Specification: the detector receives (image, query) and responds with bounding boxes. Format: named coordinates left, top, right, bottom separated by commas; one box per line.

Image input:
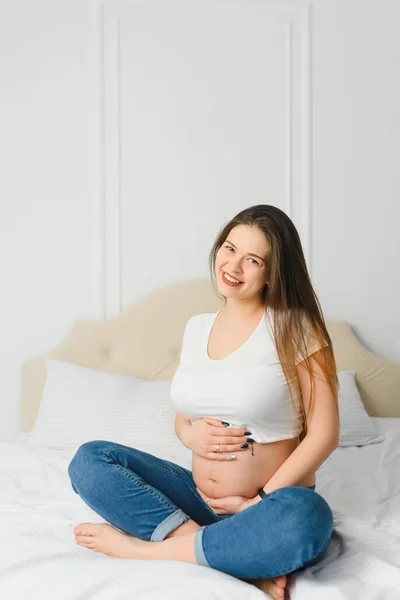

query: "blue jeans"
left=68, top=440, right=333, bottom=579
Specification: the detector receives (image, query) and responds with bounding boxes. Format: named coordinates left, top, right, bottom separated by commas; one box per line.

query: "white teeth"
left=224, top=272, right=242, bottom=284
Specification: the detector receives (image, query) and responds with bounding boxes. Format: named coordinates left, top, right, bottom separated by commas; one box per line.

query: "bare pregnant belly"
left=192, top=437, right=316, bottom=499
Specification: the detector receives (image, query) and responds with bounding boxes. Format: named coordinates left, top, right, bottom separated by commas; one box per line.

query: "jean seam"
left=104, top=446, right=182, bottom=478
left=105, top=450, right=180, bottom=512
left=171, top=465, right=222, bottom=520
left=104, top=446, right=219, bottom=521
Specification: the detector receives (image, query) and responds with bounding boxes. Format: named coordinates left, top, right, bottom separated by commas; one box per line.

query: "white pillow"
left=27, top=361, right=383, bottom=461
left=338, top=370, right=385, bottom=447
left=27, top=360, right=182, bottom=458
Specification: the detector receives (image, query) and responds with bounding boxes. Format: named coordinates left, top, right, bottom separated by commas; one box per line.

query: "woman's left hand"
left=196, top=487, right=258, bottom=515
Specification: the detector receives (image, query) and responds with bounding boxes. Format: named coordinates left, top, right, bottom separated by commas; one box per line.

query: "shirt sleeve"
left=294, top=313, right=329, bottom=365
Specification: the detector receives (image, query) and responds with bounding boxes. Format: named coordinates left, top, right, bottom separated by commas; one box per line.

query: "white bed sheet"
left=1, top=418, right=399, bottom=600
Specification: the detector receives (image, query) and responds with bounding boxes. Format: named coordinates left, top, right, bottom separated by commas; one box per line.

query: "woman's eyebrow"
left=225, top=240, right=265, bottom=263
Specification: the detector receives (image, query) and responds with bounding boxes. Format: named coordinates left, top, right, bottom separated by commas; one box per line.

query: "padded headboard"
left=21, top=278, right=400, bottom=432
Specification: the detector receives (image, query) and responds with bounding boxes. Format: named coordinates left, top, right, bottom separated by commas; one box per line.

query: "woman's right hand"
left=183, top=418, right=252, bottom=460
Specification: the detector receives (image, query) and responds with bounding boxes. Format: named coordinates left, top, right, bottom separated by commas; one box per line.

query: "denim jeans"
left=68, top=440, right=334, bottom=579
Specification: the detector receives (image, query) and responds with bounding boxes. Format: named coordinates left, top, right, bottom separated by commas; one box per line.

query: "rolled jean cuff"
left=150, top=508, right=190, bottom=541
left=194, top=526, right=210, bottom=567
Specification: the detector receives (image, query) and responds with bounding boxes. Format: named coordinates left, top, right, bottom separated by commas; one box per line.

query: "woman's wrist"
left=248, top=494, right=263, bottom=507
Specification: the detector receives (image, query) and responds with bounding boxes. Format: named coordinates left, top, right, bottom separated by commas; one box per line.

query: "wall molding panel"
left=100, top=0, right=314, bottom=317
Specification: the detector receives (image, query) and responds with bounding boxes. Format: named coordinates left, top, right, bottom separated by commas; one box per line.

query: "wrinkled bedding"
left=0, top=418, right=399, bottom=600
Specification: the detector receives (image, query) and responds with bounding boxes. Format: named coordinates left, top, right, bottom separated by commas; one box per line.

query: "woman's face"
left=214, top=225, right=270, bottom=302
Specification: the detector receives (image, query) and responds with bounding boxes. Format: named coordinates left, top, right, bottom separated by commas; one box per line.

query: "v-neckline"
left=205, top=309, right=267, bottom=362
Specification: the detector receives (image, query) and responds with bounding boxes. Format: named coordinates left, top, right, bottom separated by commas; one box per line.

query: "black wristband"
left=258, top=488, right=267, bottom=499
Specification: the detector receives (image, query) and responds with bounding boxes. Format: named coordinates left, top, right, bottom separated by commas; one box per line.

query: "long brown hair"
left=208, top=204, right=339, bottom=442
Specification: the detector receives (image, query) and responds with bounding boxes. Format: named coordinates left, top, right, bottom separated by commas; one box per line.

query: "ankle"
left=165, top=519, right=200, bottom=539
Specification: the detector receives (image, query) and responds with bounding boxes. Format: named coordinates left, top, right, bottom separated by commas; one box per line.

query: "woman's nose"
left=229, top=264, right=243, bottom=276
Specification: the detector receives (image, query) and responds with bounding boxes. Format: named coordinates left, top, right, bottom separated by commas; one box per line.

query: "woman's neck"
left=221, top=302, right=267, bottom=321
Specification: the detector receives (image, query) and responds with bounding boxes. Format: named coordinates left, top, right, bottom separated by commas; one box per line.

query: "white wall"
left=0, top=0, right=399, bottom=441
left=0, top=0, right=100, bottom=440
left=312, top=0, right=400, bottom=359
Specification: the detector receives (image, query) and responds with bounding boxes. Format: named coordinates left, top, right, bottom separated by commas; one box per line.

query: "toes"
left=75, top=535, right=94, bottom=544
left=275, top=575, right=287, bottom=588
left=76, top=540, right=94, bottom=547
left=74, top=522, right=95, bottom=536
left=77, top=541, right=95, bottom=550
left=76, top=537, right=95, bottom=546
left=271, top=587, right=284, bottom=600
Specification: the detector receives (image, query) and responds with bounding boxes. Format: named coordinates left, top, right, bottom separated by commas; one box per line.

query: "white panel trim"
left=282, top=3, right=313, bottom=275
left=100, top=0, right=314, bottom=309
left=299, top=3, right=313, bottom=276
left=285, top=21, right=293, bottom=219
left=282, top=3, right=313, bottom=273
left=102, top=2, right=122, bottom=318
left=94, top=0, right=106, bottom=320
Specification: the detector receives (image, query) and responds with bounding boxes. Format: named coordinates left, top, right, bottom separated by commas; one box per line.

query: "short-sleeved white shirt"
left=170, top=309, right=315, bottom=443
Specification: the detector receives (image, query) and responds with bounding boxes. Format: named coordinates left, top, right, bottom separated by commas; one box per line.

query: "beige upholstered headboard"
left=21, top=278, right=400, bottom=432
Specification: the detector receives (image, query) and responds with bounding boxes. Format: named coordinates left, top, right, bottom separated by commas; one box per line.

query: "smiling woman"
left=68, top=204, right=339, bottom=600
left=219, top=238, right=265, bottom=287
left=207, top=207, right=338, bottom=440
left=170, top=288, right=331, bottom=501
left=216, top=227, right=269, bottom=294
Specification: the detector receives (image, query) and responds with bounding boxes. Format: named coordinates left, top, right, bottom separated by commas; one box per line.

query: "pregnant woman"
left=68, top=204, right=339, bottom=600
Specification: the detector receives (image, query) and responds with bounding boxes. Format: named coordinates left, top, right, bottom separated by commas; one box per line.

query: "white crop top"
left=170, top=309, right=323, bottom=444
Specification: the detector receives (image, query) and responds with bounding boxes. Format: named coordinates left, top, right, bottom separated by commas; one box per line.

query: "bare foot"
left=251, top=575, right=287, bottom=600
left=74, top=522, right=146, bottom=558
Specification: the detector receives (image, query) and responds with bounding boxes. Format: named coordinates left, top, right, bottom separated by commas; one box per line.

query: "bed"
left=1, top=278, right=400, bottom=599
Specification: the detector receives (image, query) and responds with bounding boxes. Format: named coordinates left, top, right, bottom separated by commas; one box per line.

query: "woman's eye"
left=224, top=246, right=259, bottom=265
